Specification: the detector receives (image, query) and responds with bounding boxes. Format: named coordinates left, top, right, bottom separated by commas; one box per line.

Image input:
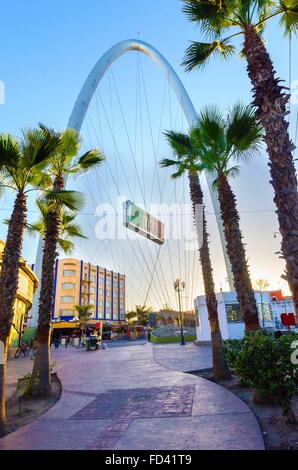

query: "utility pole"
left=174, top=279, right=186, bottom=346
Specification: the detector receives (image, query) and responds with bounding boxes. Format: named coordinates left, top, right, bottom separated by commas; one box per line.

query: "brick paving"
left=72, top=385, right=195, bottom=420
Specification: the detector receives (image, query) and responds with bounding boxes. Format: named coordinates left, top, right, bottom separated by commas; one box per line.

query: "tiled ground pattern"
left=71, top=385, right=195, bottom=450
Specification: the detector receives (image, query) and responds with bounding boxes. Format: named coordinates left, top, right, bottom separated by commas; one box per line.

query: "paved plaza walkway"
left=153, top=342, right=212, bottom=372
left=0, top=343, right=264, bottom=450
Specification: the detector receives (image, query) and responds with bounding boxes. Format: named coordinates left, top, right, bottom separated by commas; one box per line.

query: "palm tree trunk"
left=0, top=339, right=8, bottom=437
left=32, top=177, right=63, bottom=396
left=243, top=25, right=298, bottom=316
left=188, top=172, right=230, bottom=379
left=217, top=173, right=260, bottom=331
left=0, top=192, right=27, bottom=435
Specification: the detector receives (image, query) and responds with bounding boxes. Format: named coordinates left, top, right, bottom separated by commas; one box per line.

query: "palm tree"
left=31, top=126, right=105, bottom=396
left=193, top=103, right=263, bottom=331
left=126, top=311, right=138, bottom=324
left=74, top=305, right=94, bottom=336
left=182, top=0, right=298, bottom=316
left=0, top=130, right=60, bottom=435
left=26, top=208, right=87, bottom=256
left=136, top=305, right=151, bottom=326
left=160, top=131, right=230, bottom=379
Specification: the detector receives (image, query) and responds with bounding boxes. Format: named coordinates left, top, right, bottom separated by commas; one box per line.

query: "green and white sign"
left=123, top=201, right=164, bottom=245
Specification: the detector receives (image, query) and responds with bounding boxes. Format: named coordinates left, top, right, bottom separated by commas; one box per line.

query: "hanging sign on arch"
left=123, top=201, right=165, bottom=245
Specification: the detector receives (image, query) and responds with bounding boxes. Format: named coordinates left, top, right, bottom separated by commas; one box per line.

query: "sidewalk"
left=152, top=342, right=212, bottom=372
left=0, top=343, right=264, bottom=450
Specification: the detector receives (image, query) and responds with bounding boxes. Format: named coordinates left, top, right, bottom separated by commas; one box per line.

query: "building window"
left=226, top=304, right=242, bottom=323
left=106, top=301, right=111, bottom=308
left=60, top=309, right=74, bottom=316
left=90, top=299, right=95, bottom=306
left=62, top=283, right=75, bottom=290
left=61, top=296, right=75, bottom=304
left=106, top=291, right=111, bottom=297
left=106, top=279, right=111, bottom=287
left=99, top=300, right=103, bottom=307
left=106, top=312, right=111, bottom=319
left=90, top=287, right=95, bottom=294
left=98, top=289, right=103, bottom=296
left=257, top=303, right=272, bottom=322
left=99, top=278, right=104, bottom=285
left=63, top=270, right=76, bottom=277
left=90, top=275, right=96, bottom=282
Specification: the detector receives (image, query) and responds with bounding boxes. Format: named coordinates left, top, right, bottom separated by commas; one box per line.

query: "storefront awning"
left=52, top=322, right=80, bottom=329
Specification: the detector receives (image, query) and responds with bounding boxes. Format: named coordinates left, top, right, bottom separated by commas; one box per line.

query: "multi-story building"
left=0, top=240, right=38, bottom=350
left=194, top=290, right=296, bottom=343
left=49, top=258, right=126, bottom=323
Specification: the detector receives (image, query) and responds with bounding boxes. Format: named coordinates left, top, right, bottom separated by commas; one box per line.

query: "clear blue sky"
left=0, top=1, right=297, bottom=309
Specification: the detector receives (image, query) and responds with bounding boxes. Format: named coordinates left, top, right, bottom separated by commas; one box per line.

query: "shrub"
left=17, top=372, right=40, bottom=397
left=16, top=372, right=40, bottom=415
left=222, top=339, right=244, bottom=371
left=227, top=332, right=298, bottom=424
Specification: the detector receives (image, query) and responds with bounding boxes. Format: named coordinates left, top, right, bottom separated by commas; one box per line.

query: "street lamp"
left=174, top=279, right=186, bottom=346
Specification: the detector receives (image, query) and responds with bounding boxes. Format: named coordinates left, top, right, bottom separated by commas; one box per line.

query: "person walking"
left=54, top=332, right=60, bottom=349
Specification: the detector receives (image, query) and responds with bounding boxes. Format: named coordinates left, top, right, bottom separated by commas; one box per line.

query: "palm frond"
left=38, top=123, right=60, bottom=141
left=171, top=168, right=186, bottom=179
left=22, top=128, right=61, bottom=168
left=279, top=0, right=298, bottom=35
left=163, top=130, right=192, bottom=156
left=78, top=149, right=105, bottom=170
left=225, top=165, right=241, bottom=179
left=226, top=103, right=264, bottom=158
left=25, top=221, right=45, bottom=237
left=27, top=170, right=53, bottom=191
left=42, top=190, right=85, bottom=212
left=181, top=0, right=234, bottom=37
left=61, top=212, right=76, bottom=225
left=188, top=161, right=207, bottom=173
left=63, top=223, right=87, bottom=239
left=159, top=158, right=180, bottom=168
left=61, top=128, right=81, bottom=158
left=182, top=0, right=221, bottom=22
left=198, top=105, right=225, bottom=147
left=58, top=238, right=75, bottom=254
left=0, top=134, right=22, bottom=168
left=183, top=39, right=235, bottom=71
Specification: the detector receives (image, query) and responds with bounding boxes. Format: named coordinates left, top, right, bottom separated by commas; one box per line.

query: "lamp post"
left=174, top=279, right=186, bottom=346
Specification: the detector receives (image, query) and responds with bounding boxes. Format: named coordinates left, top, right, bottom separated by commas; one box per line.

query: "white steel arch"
left=31, top=39, right=233, bottom=326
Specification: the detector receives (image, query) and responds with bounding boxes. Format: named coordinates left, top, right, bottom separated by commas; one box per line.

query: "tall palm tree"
left=74, top=305, right=94, bottom=336
left=31, top=126, right=105, bottom=396
left=26, top=208, right=87, bottom=255
left=160, top=131, right=230, bottom=379
left=193, top=103, right=264, bottom=331
left=136, top=305, right=151, bottom=326
left=182, top=0, right=298, bottom=316
left=0, top=130, right=60, bottom=435
left=126, top=310, right=138, bottom=324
